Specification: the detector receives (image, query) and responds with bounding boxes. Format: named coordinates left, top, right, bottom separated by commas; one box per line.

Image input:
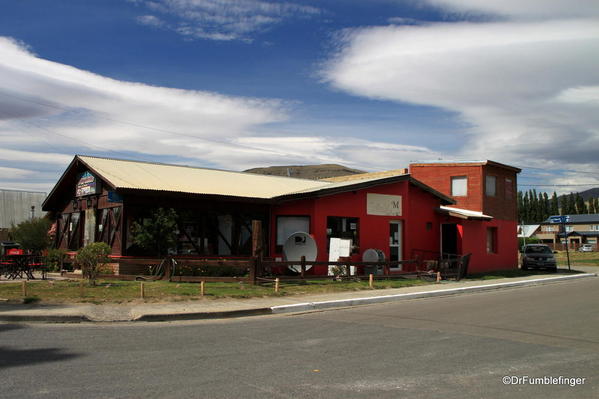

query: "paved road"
left=1, top=278, right=598, bottom=399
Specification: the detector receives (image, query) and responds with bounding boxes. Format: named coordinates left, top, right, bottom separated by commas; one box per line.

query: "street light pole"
left=564, top=219, right=571, bottom=271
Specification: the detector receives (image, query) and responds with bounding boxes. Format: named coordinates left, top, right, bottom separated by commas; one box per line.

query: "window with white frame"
left=451, top=176, right=467, bottom=196
left=565, top=225, right=573, bottom=232
left=542, top=225, right=558, bottom=232
left=591, top=225, right=599, bottom=231
left=485, top=175, right=497, bottom=196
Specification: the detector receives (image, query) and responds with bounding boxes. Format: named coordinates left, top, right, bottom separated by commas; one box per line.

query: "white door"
left=389, top=221, right=402, bottom=270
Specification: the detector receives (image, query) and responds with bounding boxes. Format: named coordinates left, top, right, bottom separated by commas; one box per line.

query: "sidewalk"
left=0, top=270, right=596, bottom=323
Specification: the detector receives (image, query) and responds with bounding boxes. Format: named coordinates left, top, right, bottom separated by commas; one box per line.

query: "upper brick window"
left=486, top=175, right=497, bottom=197
left=451, top=176, right=467, bottom=196
left=505, top=178, right=513, bottom=199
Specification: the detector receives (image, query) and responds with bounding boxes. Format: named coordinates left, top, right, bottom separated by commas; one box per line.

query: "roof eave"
left=436, top=207, right=493, bottom=221
left=118, top=188, right=274, bottom=204
left=42, top=155, right=118, bottom=211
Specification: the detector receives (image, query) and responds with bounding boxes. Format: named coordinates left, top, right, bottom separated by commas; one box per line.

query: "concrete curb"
left=1, top=273, right=595, bottom=323
left=270, top=273, right=598, bottom=314
left=0, top=314, right=91, bottom=323
left=135, top=307, right=272, bottom=322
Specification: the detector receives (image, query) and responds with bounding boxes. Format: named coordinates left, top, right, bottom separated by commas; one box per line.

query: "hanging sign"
left=76, top=171, right=99, bottom=197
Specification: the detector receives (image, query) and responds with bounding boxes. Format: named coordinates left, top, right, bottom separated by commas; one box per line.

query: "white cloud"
left=0, top=148, right=72, bottom=164
left=0, top=36, right=441, bottom=191
left=323, top=2, right=599, bottom=186
left=133, top=0, right=321, bottom=41
left=0, top=166, right=35, bottom=179
left=136, top=14, right=165, bottom=27
left=423, top=0, right=599, bottom=19
left=234, top=137, right=442, bottom=171
left=556, top=86, right=599, bottom=105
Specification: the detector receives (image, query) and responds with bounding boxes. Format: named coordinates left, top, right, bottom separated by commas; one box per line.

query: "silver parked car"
left=521, top=244, right=557, bottom=272
left=579, top=244, right=594, bottom=252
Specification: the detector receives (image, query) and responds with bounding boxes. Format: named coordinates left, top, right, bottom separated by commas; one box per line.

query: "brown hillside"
left=244, top=164, right=365, bottom=180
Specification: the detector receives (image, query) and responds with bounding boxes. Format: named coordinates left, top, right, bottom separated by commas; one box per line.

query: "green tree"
left=575, top=193, right=587, bottom=214
left=541, top=192, right=550, bottom=221
left=550, top=192, right=559, bottom=216
left=588, top=197, right=595, bottom=214
left=76, top=242, right=111, bottom=285
left=517, top=191, right=524, bottom=223
left=131, top=208, right=178, bottom=257
left=522, top=191, right=530, bottom=223
left=9, top=217, right=52, bottom=254
left=530, top=189, right=539, bottom=222
left=567, top=193, right=577, bottom=214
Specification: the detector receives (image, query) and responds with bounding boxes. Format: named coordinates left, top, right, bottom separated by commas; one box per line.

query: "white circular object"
left=283, top=231, right=317, bottom=273
left=362, top=248, right=385, bottom=262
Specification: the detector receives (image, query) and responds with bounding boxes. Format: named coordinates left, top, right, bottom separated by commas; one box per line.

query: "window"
left=486, top=175, right=497, bottom=196
left=451, top=176, right=467, bottom=196
left=486, top=227, right=497, bottom=253
left=327, top=216, right=359, bottom=254
left=542, top=225, right=558, bottom=232
left=505, top=178, right=513, bottom=199
left=565, top=225, right=573, bottom=232
left=276, top=216, right=310, bottom=250
left=591, top=225, right=599, bottom=231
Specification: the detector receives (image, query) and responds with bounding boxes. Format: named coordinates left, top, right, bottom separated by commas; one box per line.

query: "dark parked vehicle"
left=521, top=244, right=557, bottom=272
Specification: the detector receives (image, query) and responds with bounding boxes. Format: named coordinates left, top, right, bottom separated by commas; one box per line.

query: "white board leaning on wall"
left=328, top=237, right=353, bottom=276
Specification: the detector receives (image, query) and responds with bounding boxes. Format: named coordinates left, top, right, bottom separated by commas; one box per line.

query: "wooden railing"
left=110, top=256, right=431, bottom=284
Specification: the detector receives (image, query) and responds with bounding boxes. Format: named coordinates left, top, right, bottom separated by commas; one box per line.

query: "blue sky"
left=1, top=0, right=599, bottom=194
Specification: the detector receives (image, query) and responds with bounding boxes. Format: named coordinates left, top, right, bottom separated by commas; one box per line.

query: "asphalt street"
left=1, top=278, right=598, bottom=399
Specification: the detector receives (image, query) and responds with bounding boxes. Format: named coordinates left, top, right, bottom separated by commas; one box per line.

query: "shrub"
left=9, top=217, right=52, bottom=254
left=518, top=237, right=541, bottom=248
left=76, top=242, right=111, bottom=285
left=46, top=248, right=67, bottom=272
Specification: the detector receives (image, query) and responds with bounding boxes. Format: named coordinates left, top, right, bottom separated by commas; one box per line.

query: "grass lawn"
left=554, top=250, right=599, bottom=266
left=0, top=278, right=431, bottom=304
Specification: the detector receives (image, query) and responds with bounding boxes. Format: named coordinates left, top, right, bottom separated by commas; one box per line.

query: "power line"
left=520, top=165, right=598, bottom=176
left=518, top=183, right=599, bottom=187
left=21, top=120, right=135, bottom=159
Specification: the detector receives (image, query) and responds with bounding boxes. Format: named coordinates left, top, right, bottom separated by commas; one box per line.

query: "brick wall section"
left=410, top=162, right=518, bottom=222
left=410, top=164, right=483, bottom=211
left=482, top=165, right=518, bottom=221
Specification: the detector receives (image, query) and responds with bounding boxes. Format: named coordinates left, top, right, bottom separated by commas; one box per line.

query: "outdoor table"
left=1, top=255, right=36, bottom=280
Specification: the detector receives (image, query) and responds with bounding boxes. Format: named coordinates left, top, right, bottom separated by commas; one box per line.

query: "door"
left=389, top=221, right=402, bottom=270
left=441, top=223, right=458, bottom=255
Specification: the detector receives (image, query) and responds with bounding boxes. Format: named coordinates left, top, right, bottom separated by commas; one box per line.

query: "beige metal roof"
left=322, top=169, right=408, bottom=182
left=78, top=156, right=331, bottom=199
left=284, top=173, right=408, bottom=196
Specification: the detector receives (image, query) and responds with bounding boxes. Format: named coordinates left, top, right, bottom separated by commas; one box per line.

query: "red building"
left=43, top=156, right=520, bottom=275
left=410, top=160, right=521, bottom=273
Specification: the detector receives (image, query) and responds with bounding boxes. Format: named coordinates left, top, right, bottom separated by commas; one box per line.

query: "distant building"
left=537, top=214, right=599, bottom=248
left=0, top=189, right=47, bottom=240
